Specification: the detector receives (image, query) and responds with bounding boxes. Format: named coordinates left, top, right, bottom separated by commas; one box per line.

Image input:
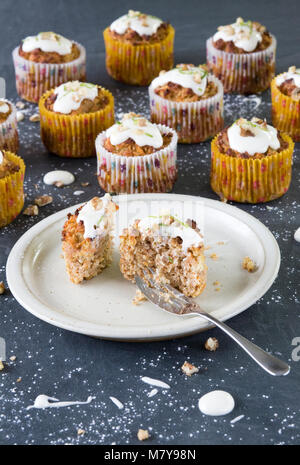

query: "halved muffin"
left=0, top=150, right=25, bottom=227
left=119, top=213, right=207, bottom=298
left=0, top=99, right=19, bottom=153
left=62, top=195, right=118, bottom=284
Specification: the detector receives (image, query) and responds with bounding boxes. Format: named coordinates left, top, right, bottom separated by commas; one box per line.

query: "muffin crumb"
left=242, top=256, right=257, bottom=272
left=16, top=101, right=25, bottom=109
left=29, top=113, right=40, bottom=122
left=181, top=361, right=199, bottom=376
left=0, top=282, right=5, bottom=295
left=205, top=337, right=219, bottom=351
left=132, top=289, right=147, bottom=305
left=54, top=181, right=65, bottom=188
left=23, top=205, right=39, bottom=216
left=81, top=182, right=90, bottom=187
left=9, top=355, right=16, bottom=362
left=34, top=195, right=53, bottom=207
left=0, top=361, right=4, bottom=371
left=77, top=428, right=85, bottom=436
left=16, top=377, right=22, bottom=383
left=137, top=429, right=149, bottom=441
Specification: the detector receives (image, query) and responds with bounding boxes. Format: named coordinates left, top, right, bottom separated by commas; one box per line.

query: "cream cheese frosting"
left=213, top=17, right=262, bottom=52
left=0, top=101, right=10, bottom=114
left=228, top=118, right=280, bottom=155
left=77, top=194, right=113, bottom=239
left=0, top=151, right=3, bottom=165
left=110, top=10, right=163, bottom=36
left=22, top=32, right=73, bottom=55
left=151, top=65, right=208, bottom=96
left=106, top=113, right=163, bottom=148
left=137, top=214, right=203, bottom=252
left=276, top=66, right=300, bottom=89
left=52, top=81, right=98, bottom=114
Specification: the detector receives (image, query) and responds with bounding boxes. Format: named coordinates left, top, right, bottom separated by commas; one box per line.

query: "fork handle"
left=196, top=311, right=290, bottom=376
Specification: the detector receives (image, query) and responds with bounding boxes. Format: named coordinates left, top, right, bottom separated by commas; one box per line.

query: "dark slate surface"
left=0, top=0, right=299, bottom=445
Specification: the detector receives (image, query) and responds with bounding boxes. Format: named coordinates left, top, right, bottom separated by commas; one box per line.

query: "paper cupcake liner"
left=0, top=151, right=25, bottom=227
left=149, top=75, right=224, bottom=143
left=96, top=124, right=178, bottom=194
left=12, top=43, right=86, bottom=103
left=206, top=35, right=276, bottom=94
left=271, top=77, right=300, bottom=142
left=39, top=87, right=114, bottom=158
left=210, top=133, right=294, bottom=203
left=103, top=26, right=175, bottom=86
left=0, top=100, right=19, bottom=153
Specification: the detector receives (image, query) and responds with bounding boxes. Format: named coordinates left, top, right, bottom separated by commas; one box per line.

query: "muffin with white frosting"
left=0, top=99, right=19, bottom=153
left=119, top=213, right=207, bottom=298
left=206, top=18, right=276, bottom=94
left=0, top=150, right=25, bottom=228
left=96, top=112, right=177, bottom=194
left=149, top=64, right=224, bottom=143
left=103, top=10, right=174, bottom=85
left=271, top=66, right=300, bottom=142
left=39, top=81, right=114, bottom=158
left=62, top=195, right=118, bottom=284
left=211, top=117, right=294, bottom=203
left=12, top=32, right=86, bottom=102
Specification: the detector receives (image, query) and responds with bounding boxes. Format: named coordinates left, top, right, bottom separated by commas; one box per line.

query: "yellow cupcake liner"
left=0, top=151, right=25, bottom=227
left=0, top=100, right=19, bottom=153
left=103, top=26, right=175, bottom=86
left=39, top=87, right=114, bottom=158
left=96, top=124, right=178, bottom=194
left=210, top=133, right=294, bottom=203
left=12, top=43, right=86, bottom=103
left=206, top=36, right=276, bottom=94
left=149, top=75, right=224, bottom=143
left=271, top=77, right=300, bottom=142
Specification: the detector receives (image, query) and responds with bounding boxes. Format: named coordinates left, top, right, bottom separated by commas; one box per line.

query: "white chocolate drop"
left=141, top=376, right=170, bottom=389
left=294, top=227, right=300, bottom=243
left=43, top=170, right=75, bottom=186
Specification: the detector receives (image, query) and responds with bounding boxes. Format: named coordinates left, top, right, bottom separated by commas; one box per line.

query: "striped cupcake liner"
left=96, top=123, right=178, bottom=194
left=0, top=151, right=25, bottom=227
left=271, top=76, right=300, bottom=142
left=210, top=132, right=294, bottom=203
left=149, top=75, right=224, bottom=143
left=0, top=100, right=19, bottom=153
left=103, top=26, right=175, bottom=86
left=206, top=35, right=276, bottom=94
left=12, top=42, right=86, bottom=103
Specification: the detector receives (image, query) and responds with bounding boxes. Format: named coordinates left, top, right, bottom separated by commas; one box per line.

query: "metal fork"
left=135, top=268, right=290, bottom=376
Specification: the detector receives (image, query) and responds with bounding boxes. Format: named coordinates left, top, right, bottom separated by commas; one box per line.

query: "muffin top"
left=212, top=17, right=272, bottom=53
left=130, top=213, right=203, bottom=252
left=103, top=112, right=172, bottom=157
left=45, top=81, right=108, bottom=115
left=151, top=64, right=218, bottom=102
left=19, top=31, right=80, bottom=64
left=0, top=150, right=20, bottom=179
left=276, top=66, right=300, bottom=100
left=216, top=118, right=288, bottom=159
left=0, top=100, right=12, bottom=124
left=109, top=10, right=169, bottom=44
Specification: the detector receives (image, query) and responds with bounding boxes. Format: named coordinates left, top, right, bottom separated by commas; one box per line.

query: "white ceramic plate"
left=6, top=194, right=280, bottom=341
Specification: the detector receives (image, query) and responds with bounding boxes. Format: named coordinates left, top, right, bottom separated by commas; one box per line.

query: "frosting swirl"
left=213, top=18, right=262, bottom=52
left=106, top=113, right=163, bottom=148
left=0, top=101, right=10, bottom=114
left=151, top=64, right=208, bottom=96
left=52, top=81, right=98, bottom=114
left=22, top=32, right=73, bottom=55
left=228, top=118, right=280, bottom=155
left=110, top=10, right=162, bottom=36
left=276, top=66, right=300, bottom=89
left=77, top=194, right=113, bottom=239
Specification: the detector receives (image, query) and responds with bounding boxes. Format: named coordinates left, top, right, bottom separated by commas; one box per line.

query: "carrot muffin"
left=39, top=81, right=114, bottom=158
left=12, top=32, right=86, bottom=102
left=62, top=195, right=118, bottom=284
left=119, top=213, right=207, bottom=298
left=0, top=99, right=19, bottom=153
left=0, top=150, right=25, bottom=227
left=271, top=66, right=300, bottom=142
left=206, top=17, right=276, bottom=94
left=149, top=64, right=224, bottom=143
left=211, top=117, right=294, bottom=203
left=96, top=112, right=177, bottom=194
left=103, top=10, right=174, bottom=86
